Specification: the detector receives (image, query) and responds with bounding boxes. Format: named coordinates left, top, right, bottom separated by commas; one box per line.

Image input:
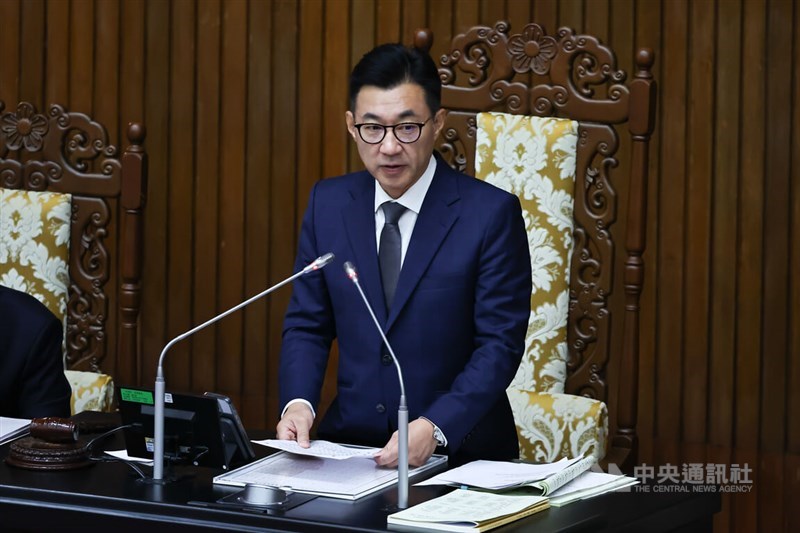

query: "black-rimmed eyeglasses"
left=353, top=118, right=431, bottom=144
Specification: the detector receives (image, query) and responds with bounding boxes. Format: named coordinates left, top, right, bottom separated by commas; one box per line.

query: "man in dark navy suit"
left=0, top=285, right=71, bottom=418
left=277, top=43, right=531, bottom=467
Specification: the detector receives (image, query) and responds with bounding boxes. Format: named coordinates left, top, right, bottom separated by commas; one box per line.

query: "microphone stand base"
left=381, top=502, right=409, bottom=512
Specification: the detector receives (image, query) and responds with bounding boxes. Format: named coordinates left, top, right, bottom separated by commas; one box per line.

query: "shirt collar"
left=374, top=155, right=437, bottom=215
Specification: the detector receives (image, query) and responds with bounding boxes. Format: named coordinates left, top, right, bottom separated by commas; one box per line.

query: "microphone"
left=343, top=261, right=409, bottom=509
left=152, top=252, right=335, bottom=482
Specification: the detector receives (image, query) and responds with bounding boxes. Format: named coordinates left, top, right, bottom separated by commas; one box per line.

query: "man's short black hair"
left=349, top=43, right=441, bottom=115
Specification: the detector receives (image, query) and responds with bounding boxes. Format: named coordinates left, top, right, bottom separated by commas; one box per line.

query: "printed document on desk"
left=253, top=438, right=380, bottom=460
left=417, top=455, right=591, bottom=492
left=214, top=448, right=447, bottom=500
left=387, top=488, right=549, bottom=532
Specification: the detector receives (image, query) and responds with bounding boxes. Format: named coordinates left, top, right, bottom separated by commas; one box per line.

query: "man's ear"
left=432, top=108, right=447, bottom=138
left=345, top=111, right=357, bottom=140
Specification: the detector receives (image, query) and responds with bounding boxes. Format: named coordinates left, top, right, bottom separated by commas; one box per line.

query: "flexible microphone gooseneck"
left=152, top=252, right=335, bottom=482
left=343, top=261, right=409, bottom=509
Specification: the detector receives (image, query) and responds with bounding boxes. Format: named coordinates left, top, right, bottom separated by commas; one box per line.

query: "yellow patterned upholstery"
left=475, top=112, right=608, bottom=462
left=64, top=370, right=115, bottom=414
left=1, top=188, right=115, bottom=414
left=0, top=187, right=71, bottom=325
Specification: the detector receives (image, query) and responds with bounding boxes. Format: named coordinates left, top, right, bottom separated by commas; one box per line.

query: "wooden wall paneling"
left=505, top=0, right=531, bottom=30
left=682, top=0, right=714, bottom=463
left=164, top=0, right=196, bottom=388
left=69, top=0, right=94, bottom=114
left=557, top=0, right=583, bottom=31
left=94, top=0, right=120, bottom=140
left=141, top=0, right=171, bottom=387
left=120, top=0, right=145, bottom=139
left=454, top=0, right=479, bottom=34
left=19, top=0, right=44, bottom=108
left=0, top=0, right=20, bottom=105
left=709, top=0, right=743, bottom=530
left=758, top=0, right=793, bottom=530
left=585, top=0, right=610, bottom=43
left=634, top=0, right=662, bottom=470
left=735, top=0, right=767, bottom=530
left=402, top=0, right=426, bottom=44
left=242, top=0, right=273, bottom=429
left=321, top=4, right=349, bottom=179
left=789, top=3, right=800, bottom=530
left=654, top=0, right=688, bottom=468
left=531, top=0, right=557, bottom=34
left=426, top=0, right=454, bottom=81
left=267, top=0, right=300, bottom=427
left=217, top=0, right=248, bottom=408
left=192, top=0, right=222, bottom=394
left=349, top=0, right=376, bottom=173
left=480, top=0, right=505, bottom=26
left=45, top=0, right=69, bottom=106
left=376, top=0, right=401, bottom=43
left=299, top=0, right=326, bottom=227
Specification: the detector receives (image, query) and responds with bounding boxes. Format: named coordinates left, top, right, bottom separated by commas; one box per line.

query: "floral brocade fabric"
left=0, top=188, right=71, bottom=326
left=475, top=113, right=607, bottom=462
left=65, top=370, right=115, bottom=414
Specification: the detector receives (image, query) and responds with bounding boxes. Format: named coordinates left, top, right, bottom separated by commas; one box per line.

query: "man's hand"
left=276, top=403, right=314, bottom=448
left=374, top=418, right=438, bottom=467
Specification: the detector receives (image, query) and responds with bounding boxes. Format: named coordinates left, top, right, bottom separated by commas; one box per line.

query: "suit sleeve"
left=278, top=182, right=336, bottom=415
left=423, top=193, right=531, bottom=452
left=18, top=316, right=72, bottom=418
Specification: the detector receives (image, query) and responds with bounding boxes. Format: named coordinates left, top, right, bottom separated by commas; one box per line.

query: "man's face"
left=346, top=83, right=446, bottom=199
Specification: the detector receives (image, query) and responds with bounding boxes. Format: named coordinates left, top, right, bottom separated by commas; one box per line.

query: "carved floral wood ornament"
left=415, top=21, right=656, bottom=466
left=0, top=101, right=147, bottom=376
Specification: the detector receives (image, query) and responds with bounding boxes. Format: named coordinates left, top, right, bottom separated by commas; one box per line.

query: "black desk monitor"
left=117, top=386, right=255, bottom=470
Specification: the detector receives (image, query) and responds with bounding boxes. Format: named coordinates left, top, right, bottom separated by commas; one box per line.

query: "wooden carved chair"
left=0, top=101, right=147, bottom=413
left=416, top=22, right=656, bottom=469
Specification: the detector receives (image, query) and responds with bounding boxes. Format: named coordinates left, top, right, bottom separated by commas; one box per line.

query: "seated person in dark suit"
left=0, top=285, right=72, bottom=418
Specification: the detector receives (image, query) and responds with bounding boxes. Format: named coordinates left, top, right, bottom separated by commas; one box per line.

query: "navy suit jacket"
left=279, top=159, right=531, bottom=464
left=0, top=285, right=72, bottom=418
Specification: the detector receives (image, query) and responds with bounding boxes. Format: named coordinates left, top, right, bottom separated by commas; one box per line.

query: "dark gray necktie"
left=379, top=201, right=406, bottom=311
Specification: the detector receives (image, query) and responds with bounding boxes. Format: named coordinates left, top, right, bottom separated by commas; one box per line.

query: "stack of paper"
left=548, top=471, right=639, bottom=506
left=417, top=455, right=595, bottom=495
left=387, top=488, right=548, bottom=532
left=416, top=455, right=638, bottom=506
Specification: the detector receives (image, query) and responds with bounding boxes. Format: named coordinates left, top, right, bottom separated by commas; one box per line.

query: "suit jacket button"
left=376, top=403, right=386, bottom=413
left=381, top=353, right=392, bottom=365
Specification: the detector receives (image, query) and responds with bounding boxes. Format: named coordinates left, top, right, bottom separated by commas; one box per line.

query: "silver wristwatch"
left=431, top=425, right=446, bottom=447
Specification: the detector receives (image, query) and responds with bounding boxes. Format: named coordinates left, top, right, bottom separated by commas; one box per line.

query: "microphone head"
left=315, top=252, right=335, bottom=268
left=304, top=252, right=335, bottom=273
left=343, top=261, right=358, bottom=282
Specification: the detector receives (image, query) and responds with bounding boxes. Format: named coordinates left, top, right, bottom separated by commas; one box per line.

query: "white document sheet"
left=0, top=417, right=30, bottom=446
left=415, top=456, right=583, bottom=490
left=253, top=439, right=380, bottom=460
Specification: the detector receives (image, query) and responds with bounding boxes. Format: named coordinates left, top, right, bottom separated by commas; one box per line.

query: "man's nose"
left=379, top=129, right=403, bottom=154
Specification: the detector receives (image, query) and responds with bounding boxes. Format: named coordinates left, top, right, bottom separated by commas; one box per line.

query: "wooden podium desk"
left=1, top=436, right=720, bottom=532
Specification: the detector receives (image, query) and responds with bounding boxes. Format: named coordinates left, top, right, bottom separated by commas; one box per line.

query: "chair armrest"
left=65, top=370, right=115, bottom=415
left=508, top=390, right=608, bottom=463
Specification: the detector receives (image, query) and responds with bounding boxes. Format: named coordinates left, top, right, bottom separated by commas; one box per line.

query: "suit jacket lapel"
left=387, top=165, right=461, bottom=330
left=341, top=172, right=388, bottom=323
